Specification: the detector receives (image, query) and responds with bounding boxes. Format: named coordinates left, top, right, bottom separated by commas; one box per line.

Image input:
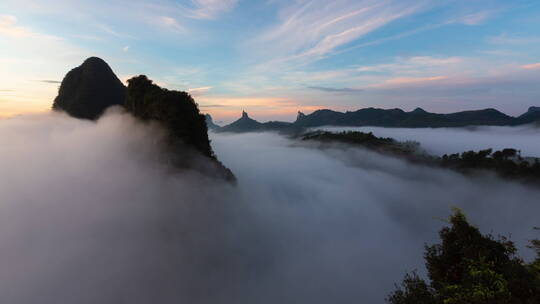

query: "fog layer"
left=318, top=125, right=540, bottom=156
left=0, top=110, right=539, bottom=304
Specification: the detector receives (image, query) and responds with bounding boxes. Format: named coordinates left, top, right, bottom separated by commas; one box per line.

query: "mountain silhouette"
left=52, top=57, right=235, bottom=181
left=218, top=106, right=540, bottom=133
left=205, top=114, right=221, bottom=131
left=219, top=111, right=262, bottom=132
left=52, top=57, right=125, bottom=119
left=218, top=111, right=302, bottom=133
left=515, top=106, right=540, bottom=125
left=293, top=107, right=515, bottom=128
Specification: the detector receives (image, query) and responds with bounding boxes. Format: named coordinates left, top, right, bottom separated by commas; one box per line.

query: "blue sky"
left=1, top=0, right=540, bottom=122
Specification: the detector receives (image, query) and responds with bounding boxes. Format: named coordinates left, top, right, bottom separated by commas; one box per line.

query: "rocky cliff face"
left=52, top=57, right=125, bottom=119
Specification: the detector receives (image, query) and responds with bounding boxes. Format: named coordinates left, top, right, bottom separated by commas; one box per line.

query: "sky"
left=1, top=0, right=540, bottom=122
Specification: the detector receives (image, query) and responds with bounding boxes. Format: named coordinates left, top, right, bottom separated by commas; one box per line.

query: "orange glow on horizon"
left=196, top=96, right=325, bottom=122
left=0, top=96, right=51, bottom=118
left=0, top=93, right=325, bottom=123
left=203, top=106, right=323, bottom=123
left=0, top=106, right=49, bottom=118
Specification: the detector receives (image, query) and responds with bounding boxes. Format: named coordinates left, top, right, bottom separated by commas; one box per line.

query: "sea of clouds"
left=0, top=109, right=539, bottom=304
left=317, top=125, right=540, bottom=157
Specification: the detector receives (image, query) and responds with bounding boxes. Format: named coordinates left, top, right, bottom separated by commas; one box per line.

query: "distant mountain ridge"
left=210, top=106, right=540, bottom=133
left=215, top=111, right=302, bottom=133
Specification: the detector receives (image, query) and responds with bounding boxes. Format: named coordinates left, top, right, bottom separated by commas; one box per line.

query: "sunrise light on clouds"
left=1, top=0, right=540, bottom=120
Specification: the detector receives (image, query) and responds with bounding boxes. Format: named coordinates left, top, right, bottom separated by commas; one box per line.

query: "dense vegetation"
left=387, top=209, right=540, bottom=304
left=302, top=131, right=540, bottom=184
left=441, top=149, right=540, bottom=182
left=125, top=75, right=235, bottom=181
left=53, top=57, right=234, bottom=181
left=52, top=57, right=125, bottom=119
left=125, top=75, right=213, bottom=158
left=301, top=131, right=420, bottom=157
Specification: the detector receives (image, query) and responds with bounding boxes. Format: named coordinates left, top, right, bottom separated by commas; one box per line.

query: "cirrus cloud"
left=521, top=62, right=540, bottom=70
left=251, top=0, right=429, bottom=64
left=182, top=0, right=239, bottom=20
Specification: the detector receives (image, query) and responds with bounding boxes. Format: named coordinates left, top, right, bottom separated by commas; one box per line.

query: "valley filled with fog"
left=317, top=125, right=540, bottom=157
left=0, top=110, right=539, bottom=304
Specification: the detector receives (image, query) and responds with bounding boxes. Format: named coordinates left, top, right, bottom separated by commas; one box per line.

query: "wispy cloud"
left=152, top=16, right=186, bottom=32
left=39, top=80, right=62, bottom=84
left=307, top=86, right=363, bottom=94
left=353, top=65, right=540, bottom=110
left=181, top=0, right=238, bottom=20
left=373, top=76, right=448, bottom=88
left=188, top=86, right=213, bottom=96
left=448, top=10, right=498, bottom=26
left=521, top=62, right=540, bottom=70
left=198, top=96, right=293, bottom=108
left=488, top=33, right=540, bottom=45
left=357, top=56, right=463, bottom=73
left=96, top=23, right=134, bottom=39
left=478, top=49, right=521, bottom=57
left=251, top=0, right=427, bottom=64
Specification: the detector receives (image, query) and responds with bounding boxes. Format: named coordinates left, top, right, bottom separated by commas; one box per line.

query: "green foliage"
left=441, top=149, right=540, bottom=182
left=52, top=58, right=235, bottom=181
left=529, top=228, right=540, bottom=277
left=439, top=258, right=512, bottom=304
left=125, top=75, right=235, bottom=181
left=302, top=130, right=388, bottom=144
left=386, top=272, right=437, bottom=304
left=387, top=209, right=540, bottom=304
left=125, top=75, right=213, bottom=158
left=301, top=131, right=420, bottom=156
left=302, top=130, right=540, bottom=184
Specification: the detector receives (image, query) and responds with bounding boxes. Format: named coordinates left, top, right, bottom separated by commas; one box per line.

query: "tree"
left=387, top=209, right=540, bottom=304
left=124, top=75, right=235, bottom=181
left=125, top=75, right=213, bottom=158
left=386, top=272, right=437, bottom=304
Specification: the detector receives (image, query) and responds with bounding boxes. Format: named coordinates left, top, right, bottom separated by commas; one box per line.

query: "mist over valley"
left=3, top=1, right=540, bottom=301
left=0, top=107, right=539, bottom=303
